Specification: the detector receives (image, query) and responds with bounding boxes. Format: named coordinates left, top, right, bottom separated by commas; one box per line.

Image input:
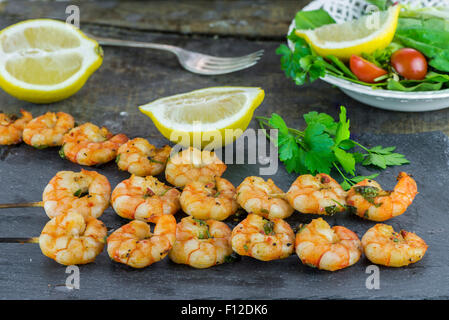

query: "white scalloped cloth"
left=287, top=0, right=449, bottom=112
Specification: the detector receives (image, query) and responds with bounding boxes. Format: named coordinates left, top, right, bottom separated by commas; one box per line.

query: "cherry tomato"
left=349, top=55, right=388, bottom=83
left=391, top=48, right=428, bottom=80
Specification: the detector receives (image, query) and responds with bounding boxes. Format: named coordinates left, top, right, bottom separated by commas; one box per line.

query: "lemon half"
left=295, top=5, right=401, bottom=60
left=139, top=87, right=265, bottom=148
left=0, top=19, right=103, bottom=103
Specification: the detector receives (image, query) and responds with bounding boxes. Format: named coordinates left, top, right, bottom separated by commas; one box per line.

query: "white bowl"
left=287, top=0, right=449, bottom=112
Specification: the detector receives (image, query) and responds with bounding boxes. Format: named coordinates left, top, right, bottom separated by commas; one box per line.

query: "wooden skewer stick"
left=0, top=201, right=43, bottom=209
left=0, top=237, right=39, bottom=243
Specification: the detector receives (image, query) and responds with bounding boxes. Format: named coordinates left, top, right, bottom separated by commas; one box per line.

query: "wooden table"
left=1, top=0, right=449, bottom=301
left=1, top=0, right=449, bottom=136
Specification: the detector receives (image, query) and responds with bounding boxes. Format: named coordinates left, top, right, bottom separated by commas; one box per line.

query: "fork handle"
left=94, top=36, right=180, bottom=55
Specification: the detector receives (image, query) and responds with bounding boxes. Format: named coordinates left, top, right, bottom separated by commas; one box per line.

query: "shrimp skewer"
left=107, top=215, right=177, bottom=268
left=23, top=111, right=74, bottom=148
left=42, top=169, right=111, bottom=219
left=286, top=174, right=347, bottom=215
left=60, top=122, right=128, bottom=166
left=116, top=137, right=171, bottom=176
left=231, top=214, right=295, bottom=261
left=236, top=176, right=293, bottom=219
left=295, top=218, right=362, bottom=271
left=39, top=211, right=107, bottom=265
left=111, top=175, right=181, bottom=223
left=362, top=224, right=428, bottom=267
left=346, top=172, right=417, bottom=221
left=168, top=216, right=233, bottom=269
left=0, top=109, right=32, bottom=145
left=165, top=147, right=226, bottom=187
left=180, top=177, right=238, bottom=221
left=0, top=169, right=111, bottom=219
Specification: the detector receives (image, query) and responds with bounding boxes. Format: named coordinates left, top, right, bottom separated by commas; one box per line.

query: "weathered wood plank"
left=0, top=2, right=448, bottom=300
left=0, top=0, right=308, bottom=39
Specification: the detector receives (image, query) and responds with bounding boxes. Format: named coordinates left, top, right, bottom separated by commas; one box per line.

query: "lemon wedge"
left=0, top=19, right=103, bottom=103
left=139, top=87, right=265, bottom=148
left=295, top=5, right=401, bottom=60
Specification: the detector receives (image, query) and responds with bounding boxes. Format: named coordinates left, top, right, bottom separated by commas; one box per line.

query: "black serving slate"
left=0, top=131, right=448, bottom=300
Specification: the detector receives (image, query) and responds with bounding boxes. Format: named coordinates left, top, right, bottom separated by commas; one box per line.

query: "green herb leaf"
left=350, top=174, right=379, bottom=183
left=363, top=153, right=387, bottom=169
left=367, top=145, right=397, bottom=155
left=303, top=111, right=338, bottom=135
left=149, top=158, right=165, bottom=165
left=338, top=139, right=356, bottom=150
left=59, top=147, right=66, bottom=159
left=354, top=186, right=380, bottom=204
left=73, top=189, right=88, bottom=198
left=387, top=79, right=443, bottom=92
left=34, top=144, right=49, bottom=150
left=335, top=106, right=350, bottom=146
left=258, top=108, right=409, bottom=190
left=224, top=253, right=239, bottom=263
left=295, top=9, right=335, bottom=30
left=263, top=221, right=275, bottom=235
left=303, top=123, right=335, bottom=174
left=325, top=205, right=338, bottom=216
left=363, top=145, right=410, bottom=169
left=334, top=148, right=355, bottom=175
left=326, top=55, right=358, bottom=80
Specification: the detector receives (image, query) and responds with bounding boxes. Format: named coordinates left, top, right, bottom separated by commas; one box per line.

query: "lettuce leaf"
left=295, top=9, right=335, bottom=30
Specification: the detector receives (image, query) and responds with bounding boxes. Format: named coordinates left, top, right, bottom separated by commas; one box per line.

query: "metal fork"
left=91, top=35, right=264, bottom=75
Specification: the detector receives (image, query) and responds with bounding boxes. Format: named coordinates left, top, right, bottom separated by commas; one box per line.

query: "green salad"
left=278, top=1, right=449, bottom=92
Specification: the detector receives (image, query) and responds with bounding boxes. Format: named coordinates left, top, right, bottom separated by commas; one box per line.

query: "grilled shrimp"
left=42, top=169, right=111, bottom=219
left=0, top=109, right=32, bottom=145
left=165, top=147, right=226, bottom=187
left=231, top=214, right=295, bottom=261
left=111, top=175, right=180, bottom=223
left=116, top=138, right=171, bottom=176
left=362, top=224, right=428, bottom=267
left=180, top=177, right=238, bottom=221
left=23, top=112, right=74, bottom=148
left=168, top=216, right=233, bottom=269
left=60, top=123, right=128, bottom=166
left=286, top=174, right=347, bottom=215
left=39, top=211, right=107, bottom=265
left=236, top=176, right=293, bottom=219
left=107, top=215, right=177, bottom=268
left=295, top=218, right=362, bottom=271
left=346, top=172, right=417, bottom=221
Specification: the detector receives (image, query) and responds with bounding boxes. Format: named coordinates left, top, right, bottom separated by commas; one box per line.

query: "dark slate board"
left=0, top=131, right=449, bottom=300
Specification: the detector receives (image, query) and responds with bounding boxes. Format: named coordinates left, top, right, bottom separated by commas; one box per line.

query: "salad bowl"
left=288, top=0, right=449, bottom=112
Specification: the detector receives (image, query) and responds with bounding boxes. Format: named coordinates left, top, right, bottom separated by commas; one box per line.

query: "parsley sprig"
left=257, top=107, right=410, bottom=190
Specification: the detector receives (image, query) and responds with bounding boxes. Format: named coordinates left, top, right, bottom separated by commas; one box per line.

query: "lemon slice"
left=139, top=87, right=265, bottom=148
left=295, top=5, right=401, bottom=60
left=0, top=19, right=103, bottom=103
